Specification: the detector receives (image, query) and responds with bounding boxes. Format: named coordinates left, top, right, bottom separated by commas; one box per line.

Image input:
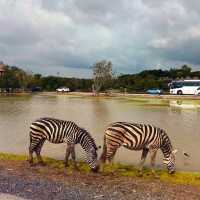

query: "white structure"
left=0, top=62, right=5, bottom=77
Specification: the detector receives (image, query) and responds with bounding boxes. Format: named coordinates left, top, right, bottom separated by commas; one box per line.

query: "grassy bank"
left=56, top=92, right=200, bottom=108
left=59, top=91, right=200, bottom=100
left=0, top=152, right=200, bottom=187
left=2, top=91, right=200, bottom=101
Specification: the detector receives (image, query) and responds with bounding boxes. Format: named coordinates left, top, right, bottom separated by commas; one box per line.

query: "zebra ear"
left=172, top=149, right=178, bottom=154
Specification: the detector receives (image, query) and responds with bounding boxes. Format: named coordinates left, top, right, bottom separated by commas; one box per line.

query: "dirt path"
left=0, top=160, right=200, bottom=200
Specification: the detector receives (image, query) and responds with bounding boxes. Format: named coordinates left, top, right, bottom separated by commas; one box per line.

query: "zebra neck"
left=161, top=146, right=172, bottom=159
left=160, top=133, right=172, bottom=158
left=80, top=142, right=93, bottom=153
left=78, top=131, right=95, bottom=152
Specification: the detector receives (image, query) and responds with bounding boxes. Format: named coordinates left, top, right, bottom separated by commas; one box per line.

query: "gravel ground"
left=0, top=160, right=200, bottom=200
left=0, top=171, right=89, bottom=200
left=0, top=193, right=27, bottom=200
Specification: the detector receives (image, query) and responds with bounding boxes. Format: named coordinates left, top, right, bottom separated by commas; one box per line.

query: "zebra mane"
left=80, top=127, right=97, bottom=150
left=160, top=129, right=173, bottom=156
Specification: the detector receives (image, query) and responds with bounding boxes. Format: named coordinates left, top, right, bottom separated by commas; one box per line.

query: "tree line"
left=0, top=65, right=92, bottom=92
left=0, top=61, right=200, bottom=93
left=113, top=65, right=200, bottom=93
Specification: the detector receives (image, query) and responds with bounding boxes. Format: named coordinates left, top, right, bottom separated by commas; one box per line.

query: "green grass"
left=0, top=152, right=27, bottom=161
left=102, top=163, right=200, bottom=187
left=0, top=152, right=91, bottom=173
left=0, top=152, right=200, bottom=187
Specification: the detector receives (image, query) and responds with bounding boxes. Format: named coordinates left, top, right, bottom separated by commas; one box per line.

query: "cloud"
left=0, top=0, right=200, bottom=77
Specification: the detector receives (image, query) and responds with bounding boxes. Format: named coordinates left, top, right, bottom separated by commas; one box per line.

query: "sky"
left=0, top=0, right=200, bottom=78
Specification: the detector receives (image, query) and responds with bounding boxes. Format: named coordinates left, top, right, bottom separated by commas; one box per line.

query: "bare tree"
left=92, top=60, right=113, bottom=94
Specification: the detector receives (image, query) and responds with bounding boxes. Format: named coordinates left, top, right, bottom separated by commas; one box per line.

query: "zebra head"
left=86, top=146, right=100, bottom=172
left=79, top=128, right=101, bottom=172
left=163, top=149, right=177, bottom=174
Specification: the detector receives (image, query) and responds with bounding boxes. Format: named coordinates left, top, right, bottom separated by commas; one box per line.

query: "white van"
left=56, top=87, right=70, bottom=92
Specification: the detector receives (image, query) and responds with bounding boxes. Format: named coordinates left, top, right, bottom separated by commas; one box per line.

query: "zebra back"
left=106, top=122, right=173, bottom=155
left=30, top=117, right=79, bottom=143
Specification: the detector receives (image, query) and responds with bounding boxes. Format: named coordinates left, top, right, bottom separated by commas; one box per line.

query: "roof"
left=172, top=79, right=200, bottom=82
left=0, top=63, right=5, bottom=72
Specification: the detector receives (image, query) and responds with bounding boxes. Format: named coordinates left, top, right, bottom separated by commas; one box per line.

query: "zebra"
left=100, top=122, right=177, bottom=174
left=29, top=117, right=100, bottom=172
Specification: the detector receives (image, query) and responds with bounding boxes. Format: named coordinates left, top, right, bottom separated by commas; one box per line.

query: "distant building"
left=0, top=62, right=5, bottom=77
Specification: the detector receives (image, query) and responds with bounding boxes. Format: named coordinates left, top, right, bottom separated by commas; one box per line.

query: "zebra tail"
left=100, top=135, right=107, bottom=163
left=29, top=132, right=35, bottom=151
left=29, top=132, right=33, bottom=144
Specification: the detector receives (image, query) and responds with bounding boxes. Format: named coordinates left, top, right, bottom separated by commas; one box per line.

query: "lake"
left=0, top=93, right=200, bottom=171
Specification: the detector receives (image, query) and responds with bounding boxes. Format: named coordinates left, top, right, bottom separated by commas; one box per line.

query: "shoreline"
left=44, top=91, right=200, bottom=100
left=1, top=91, right=200, bottom=101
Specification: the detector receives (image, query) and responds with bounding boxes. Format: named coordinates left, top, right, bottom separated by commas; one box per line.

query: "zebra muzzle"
left=91, top=166, right=99, bottom=173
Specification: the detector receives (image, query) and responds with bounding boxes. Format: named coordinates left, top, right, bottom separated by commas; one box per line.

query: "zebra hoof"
left=64, top=163, right=69, bottom=168
left=29, top=162, right=36, bottom=167
left=91, top=166, right=99, bottom=173
left=151, top=171, right=159, bottom=179
left=38, top=162, right=46, bottom=166
left=73, top=166, right=79, bottom=171
left=137, top=171, right=143, bottom=177
left=154, top=174, right=160, bottom=179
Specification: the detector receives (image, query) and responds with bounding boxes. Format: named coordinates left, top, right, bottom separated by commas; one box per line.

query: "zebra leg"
left=100, top=135, right=107, bottom=163
left=107, top=150, right=116, bottom=165
left=29, top=137, right=45, bottom=166
left=138, top=148, right=149, bottom=174
left=29, top=137, right=40, bottom=166
left=35, top=139, right=46, bottom=166
left=103, top=146, right=118, bottom=173
left=70, top=145, right=78, bottom=170
left=64, top=144, right=71, bottom=167
left=106, top=146, right=118, bottom=167
left=149, top=149, right=158, bottom=177
left=100, top=146, right=118, bottom=172
left=29, top=146, right=34, bottom=166
left=29, top=135, right=35, bottom=166
left=99, top=136, right=107, bottom=172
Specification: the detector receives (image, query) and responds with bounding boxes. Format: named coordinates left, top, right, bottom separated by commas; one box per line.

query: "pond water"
left=0, top=93, right=200, bottom=172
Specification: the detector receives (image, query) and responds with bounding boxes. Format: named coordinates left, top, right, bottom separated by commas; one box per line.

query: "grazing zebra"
left=100, top=122, right=177, bottom=174
left=29, top=117, right=99, bottom=172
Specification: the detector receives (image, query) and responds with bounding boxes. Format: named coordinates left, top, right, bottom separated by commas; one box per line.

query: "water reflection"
left=0, top=94, right=200, bottom=171
left=169, top=100, right=200, bottom=110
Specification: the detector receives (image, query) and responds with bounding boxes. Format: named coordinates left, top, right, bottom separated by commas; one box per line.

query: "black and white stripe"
left=29, top=117, right=99, bottom=171
left=100, top=122, right=176, bottom=173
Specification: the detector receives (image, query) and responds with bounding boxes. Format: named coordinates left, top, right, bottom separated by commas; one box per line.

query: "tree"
left=181, top=65, right=191, bottom=78
left=92, top=60, right=113, bottom=94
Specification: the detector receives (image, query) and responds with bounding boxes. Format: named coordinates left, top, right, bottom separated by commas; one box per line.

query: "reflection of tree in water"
left=169, top=100, right=184, bottom=113
left=90, top=98, right=112, bottom=141
left=177, top=100, right=183, bottom=105
left=170, top=107, right=182, bottom=114
left=90, top=98, right=111, bottom=124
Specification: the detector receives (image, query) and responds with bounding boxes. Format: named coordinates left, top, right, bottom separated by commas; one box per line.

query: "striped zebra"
left=100, top=122, right=177, bottom=174
left=29, top=117, right=99, bottom=172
